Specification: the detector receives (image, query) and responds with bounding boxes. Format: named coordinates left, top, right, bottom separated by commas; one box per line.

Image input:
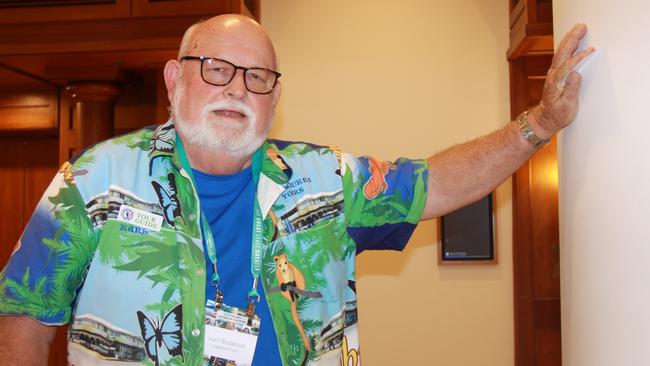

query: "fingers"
left=551, top=47, right=595, bottom=90
left=563, top=47, right=595, bottom=72
left=551, top=23, right=588, bottom=69
left=535, top=24, right=590, bottom=135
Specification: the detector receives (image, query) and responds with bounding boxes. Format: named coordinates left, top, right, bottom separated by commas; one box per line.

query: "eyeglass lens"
left=202, top=58, right=277, bottom=94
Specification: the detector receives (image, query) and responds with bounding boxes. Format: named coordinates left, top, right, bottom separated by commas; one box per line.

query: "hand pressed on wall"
left=530, top=23, right=595, bottom=139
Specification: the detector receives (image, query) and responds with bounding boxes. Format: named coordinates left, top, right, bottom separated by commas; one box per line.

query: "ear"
left=163, top=59, right=182, bottom=104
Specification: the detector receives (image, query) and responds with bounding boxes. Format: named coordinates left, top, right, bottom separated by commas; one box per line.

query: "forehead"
left=189, top=24, right=276, bottom=69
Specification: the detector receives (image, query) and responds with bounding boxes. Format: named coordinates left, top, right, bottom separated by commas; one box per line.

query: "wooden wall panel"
left=0, top=136, right=59, bottom=265
left=512, top=54, right=561, bottom=366
left=508, top=0, right=553, bottom=59
left=22, top=138, right=60, bottom=222
left=49, top=327, right=68, bottom=366
left=531, top=138, right=560, bottom=299
left=0, top=165, right=24, bottom=267
left=0, top=90, right=58, bottom=132
left=537, top=0, right=553, bottom=23
left=115, top=67, right=159, bottom=134
left=0, top=135, right=63, bottom=365
left=131, top=0, right=235, bottom=17
left=0, top=0, right=130, bottom=25
left=535, top=328, right=561, bottom=366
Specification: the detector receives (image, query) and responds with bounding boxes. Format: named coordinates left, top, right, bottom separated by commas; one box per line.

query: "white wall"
left=555, top=2, right=650, bottom=365
left=262, top=1, right=513, bottom=365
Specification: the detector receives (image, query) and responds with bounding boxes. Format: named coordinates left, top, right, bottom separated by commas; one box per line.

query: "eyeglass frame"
left=179, top=56, right=282, bottom=95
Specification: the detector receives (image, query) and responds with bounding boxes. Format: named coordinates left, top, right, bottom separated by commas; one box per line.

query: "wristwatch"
left=515, top=110, right=549, bottom=149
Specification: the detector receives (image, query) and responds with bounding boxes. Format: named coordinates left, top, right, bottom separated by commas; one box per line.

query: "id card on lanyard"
left=176, top=137, right=265, bottom=366
left=204, top=304, right=261, bottom=365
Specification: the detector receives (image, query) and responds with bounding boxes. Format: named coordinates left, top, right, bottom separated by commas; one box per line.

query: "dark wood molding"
left=131, top=0, right=242, bottom=19
left=0, top=16, right=199, bottom=56
left=0, top=89, right=58, bottom=132
left=0, top=0, right=130, bottom=25
left=60, top=82, right=120, bottom=162
left=508, top=0, right=554, bottom=59
left=511, top=54, right=561, bottom=366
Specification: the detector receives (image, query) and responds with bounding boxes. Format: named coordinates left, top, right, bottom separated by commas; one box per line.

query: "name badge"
left=117, top=204, right=163, bottom=232
left=204, top=304, right=260, bottom=366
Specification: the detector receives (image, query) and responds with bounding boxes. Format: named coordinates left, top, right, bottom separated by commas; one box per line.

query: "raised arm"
left=421, top=23, right=594, bottom=220
left=0, top=316, right=57, bottom=365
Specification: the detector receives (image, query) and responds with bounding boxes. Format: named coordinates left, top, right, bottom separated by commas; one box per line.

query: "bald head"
left=178, top=14, right=277, bottom=69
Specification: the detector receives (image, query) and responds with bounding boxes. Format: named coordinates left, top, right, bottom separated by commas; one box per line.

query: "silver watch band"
left=515, top=110, right=549, bottom=149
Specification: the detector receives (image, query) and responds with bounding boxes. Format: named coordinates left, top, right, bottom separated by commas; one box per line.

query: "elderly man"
left=0, top=14, right=591, bottom=366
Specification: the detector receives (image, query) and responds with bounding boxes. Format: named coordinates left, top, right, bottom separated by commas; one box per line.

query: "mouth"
left=212, top=109, right=247, bottom=119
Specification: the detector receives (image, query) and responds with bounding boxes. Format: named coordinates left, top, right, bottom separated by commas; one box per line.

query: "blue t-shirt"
left=193, top=167, right=282, bottom=366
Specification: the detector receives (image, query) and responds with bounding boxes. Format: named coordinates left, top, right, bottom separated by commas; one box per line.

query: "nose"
left=223, top=69, right=247, bottom=100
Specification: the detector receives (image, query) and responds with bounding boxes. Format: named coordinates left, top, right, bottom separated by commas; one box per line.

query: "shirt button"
left=196, top=269, right=204, bottom=276
left=192, top=328, right=200, bottom=337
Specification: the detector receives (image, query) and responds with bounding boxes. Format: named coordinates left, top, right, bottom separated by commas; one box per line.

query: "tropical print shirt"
left=0, top=121, right=428, bottom=366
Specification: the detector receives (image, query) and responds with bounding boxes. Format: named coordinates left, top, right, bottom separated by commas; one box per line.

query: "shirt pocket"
left=264, top=218, right=349, bottom=300
left=267, top=218, right=364, bottom=364
left=78, top=219, right=182, bottom=316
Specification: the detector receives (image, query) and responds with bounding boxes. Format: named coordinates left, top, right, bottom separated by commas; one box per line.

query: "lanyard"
left=176, top=136, right=265, bottom=308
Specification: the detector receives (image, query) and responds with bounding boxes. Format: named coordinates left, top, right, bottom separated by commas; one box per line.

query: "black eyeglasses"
left=180, top=56, right=281, bottom=95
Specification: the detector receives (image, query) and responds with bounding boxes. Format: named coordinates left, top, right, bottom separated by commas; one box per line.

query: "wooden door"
left=0, top=135, right=67, bottom=366
left=511, top=55, right=562, bottom=366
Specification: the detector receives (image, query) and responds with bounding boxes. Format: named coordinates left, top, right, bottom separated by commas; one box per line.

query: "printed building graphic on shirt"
left=313, top=300, right=358, bottom=354
left=85, top=186, right=162, bottom=228
left=277, top=190, right=344, bottom=236
left=69, top=313, right=146, bottom=361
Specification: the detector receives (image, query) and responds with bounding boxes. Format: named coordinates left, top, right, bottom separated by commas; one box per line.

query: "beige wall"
left=262, top=1, right=513, bottom=365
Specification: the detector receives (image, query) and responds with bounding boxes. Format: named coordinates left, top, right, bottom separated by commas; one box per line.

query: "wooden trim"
left=0, top=89, right=58, bottom=132
left=58, top=90, right=75, bottom=165
left=244, top=0, right=260, bottom=21
left=155, top=67, right=169, bottom=124
left=508, top=0, right=554, bottom=59
left=510, top=54, right=561, bottom=366
left=0, top=62, right=61, bottom=88
left=0, top=3, right=260, bottom=57
left=242, top=1, right=254, bottom=20
left=526, top=0, right=538, bottom=25
left=0, top=16, right=202, bottom=56
left=509, top=0, right=526, bottom=28
left=510, top=56, right=533, bottom=366
left=508, top=27, right=554, bottom=59
left=131, top=0, right=235, bottom=18
left=0, top=0, right=130, bottom=25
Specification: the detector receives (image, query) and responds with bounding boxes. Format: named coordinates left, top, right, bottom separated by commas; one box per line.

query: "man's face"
left=168, top=22, right=280, bottom=158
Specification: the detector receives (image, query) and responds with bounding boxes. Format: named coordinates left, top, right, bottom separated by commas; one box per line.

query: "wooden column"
left=508, top=1, right=559, bottom=365
left=60, top=82, right=120, bottom=163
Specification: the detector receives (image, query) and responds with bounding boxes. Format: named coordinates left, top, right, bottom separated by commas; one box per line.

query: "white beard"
left=172, top=89, right=269, bottom=158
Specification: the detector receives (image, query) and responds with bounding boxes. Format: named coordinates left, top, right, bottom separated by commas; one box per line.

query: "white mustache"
left=202, top=100, right=255, bottom=121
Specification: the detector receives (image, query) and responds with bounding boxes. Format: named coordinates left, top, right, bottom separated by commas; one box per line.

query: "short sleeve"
left=0, top=163, right=97, bottom=325
left=340, top=153, right=428, bottom=253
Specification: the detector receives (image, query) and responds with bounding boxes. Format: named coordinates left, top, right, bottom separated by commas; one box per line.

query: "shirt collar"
left=148, top=121, right=290, bottom=218
left=148, top=121, right=288, bottom=180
